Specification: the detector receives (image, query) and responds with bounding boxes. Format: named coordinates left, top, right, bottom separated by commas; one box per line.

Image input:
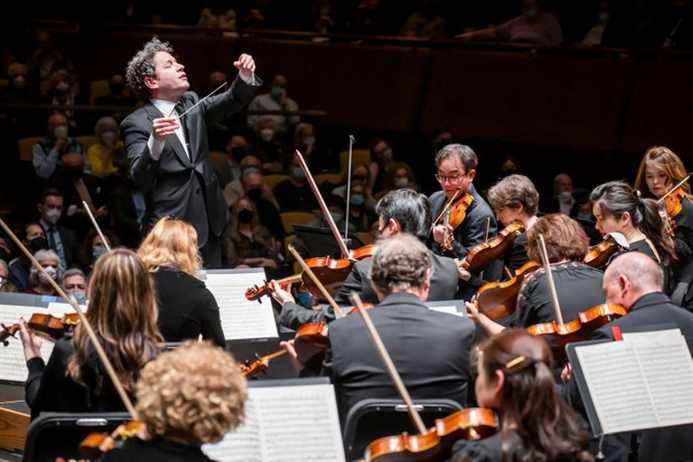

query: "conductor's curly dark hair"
left=125, top=37, right=174, bottom=100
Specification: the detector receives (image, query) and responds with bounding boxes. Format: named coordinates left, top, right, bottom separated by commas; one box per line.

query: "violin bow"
left=656, top=174, right=691, bottom=204
left=166, top=81, right=228, bottom=119
left=350, top=292, right=428, bottom=435
left=295, top=149, right=350, bottom=259
left=0, top=217, right=138, bottom=418
left=343, top=134, right=356, bottom=245
left=287, top=244, right=345, bottom=319
left=82, top=201, right=111, bottom=252
left=537, top=234, right=564, bottom=326
left=430, top=189, right=461, bottom=231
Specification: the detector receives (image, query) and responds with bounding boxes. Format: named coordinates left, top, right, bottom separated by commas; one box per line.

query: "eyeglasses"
left=435, top=173, right=464, bottom=183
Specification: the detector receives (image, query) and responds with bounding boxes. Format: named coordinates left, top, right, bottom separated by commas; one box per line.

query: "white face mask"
left=394, top=177, right=409, bottom=188
left=38, top=266, right=58, bottom=285
left=45, top=207, right=62, bottom=224
left=54, top=125, right=68, bottom=139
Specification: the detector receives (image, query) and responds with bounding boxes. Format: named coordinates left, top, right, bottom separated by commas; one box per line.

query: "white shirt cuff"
left=239, top=71, right=259, bottom=86
left=147, top=134, right=164, bottom=161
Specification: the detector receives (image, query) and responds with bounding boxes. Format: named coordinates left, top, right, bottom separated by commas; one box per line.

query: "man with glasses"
left=430, top=144, right=500, bottom=298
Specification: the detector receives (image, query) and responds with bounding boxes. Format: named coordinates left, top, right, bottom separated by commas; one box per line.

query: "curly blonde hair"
left=136, top=341, right=247, bottom=444
left=138, top=217, right=202, bottom=277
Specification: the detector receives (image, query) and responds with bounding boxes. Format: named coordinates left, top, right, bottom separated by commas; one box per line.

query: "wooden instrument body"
left=463, top=222, right=524, bottom=273
left=476, top=261, right=539, bottom=320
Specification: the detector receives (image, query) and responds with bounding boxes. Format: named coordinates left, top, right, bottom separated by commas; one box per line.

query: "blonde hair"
left=138, top=217, right=202, bottom=276
left=68, top=248, right=162, bottom=394
left=136, top=341, right=247, bottom=444
left=635, top=146, right=691, bottom=197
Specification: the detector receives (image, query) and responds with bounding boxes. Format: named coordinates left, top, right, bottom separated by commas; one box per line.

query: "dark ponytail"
left=638, top=197, right=677, bottom=264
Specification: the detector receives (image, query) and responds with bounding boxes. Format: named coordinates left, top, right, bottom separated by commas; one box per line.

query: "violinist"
left=98, top=341, right=247, bottom=462
left=273, top=189, right=463, bottom=330
left=20, top=248, right=163, bottom=419
left=450, top=329, right=593, bottom=462
left=486, top=174, right=540, bottom=272
left=635, top=146, right=693, bottom=309
left=430, top=144, right=498, bottom=260
left=572, top=252, right=693, bottom=462
left=138, top=217, right=226, bottom=347
left=283, top=234, right=475, bottom=419
left=590, top=181, right=676, bottom=291
left=468, top=214, right=604, bottom=336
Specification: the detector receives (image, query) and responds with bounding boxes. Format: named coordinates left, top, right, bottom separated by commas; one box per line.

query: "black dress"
left=672, top=197, right=693, bottom=309
left=513, top=261, right=605, bottom=328
left=450, top=432, right=502, bottom=462
left=99, top=437, right=216, bottom=462
left=151, top=268, right=226, bottom=347
left=26, top=336, right=129, bottom=420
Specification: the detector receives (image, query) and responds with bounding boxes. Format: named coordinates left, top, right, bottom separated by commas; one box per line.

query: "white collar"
left=151, top=98, right=178, bottom=117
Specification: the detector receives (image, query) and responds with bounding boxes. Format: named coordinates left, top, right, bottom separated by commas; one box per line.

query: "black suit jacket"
left=334, top=250, right=461, bottom=305
left=41, top=221, right=78, bottom=269
left=100, top=437, right=214, bottom=462
left=327, top=292, right=475, bottom=419
left=122, top=78, right=257, bottom=246
left=592, top=292, right=693, bottom=462
left=152, top=268, right=225, bottom=347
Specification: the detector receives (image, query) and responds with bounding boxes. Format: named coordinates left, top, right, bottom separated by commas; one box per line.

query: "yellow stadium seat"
left=339, top=149, right=371, bottom=175
left=18, top=137, right=42, bottom=162
left=76, top=136, right=99, bottom=152
left=90, top=80, right=110, bottom=105
left=264, top=174, right=290, bottom=192
left=280, top=211, right=316, bottom=235
left=315, top=173, right=344, bottom=185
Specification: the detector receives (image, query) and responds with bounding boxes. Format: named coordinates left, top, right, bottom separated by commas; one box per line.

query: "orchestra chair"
left=342, top=398, right=464, bottom=462
left=24, top=412, right=130, bottom=462
left=339, top=149, right=371, bottom=176
left=89, top=80, right=110, bottom=105
left=17, top=137, right=42, bottom=162
left=280, top=211, right=316, bottom=235
left=264, top=174, right=290, bottom=193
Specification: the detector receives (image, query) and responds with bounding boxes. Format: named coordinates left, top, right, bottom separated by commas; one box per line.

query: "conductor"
left=122, top=37, right=259, bottom=267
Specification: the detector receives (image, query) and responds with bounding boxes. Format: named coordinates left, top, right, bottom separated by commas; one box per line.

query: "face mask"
left=56, top=81, right=70, bottom=93
left=378, top=148, right=393, bottom=161
left=238, top=209, right=254, bottom=223
left=44, top=207, right=62, bottom=224
left=39, top=266, right=58, bottom=284
left=291, top=166, right=306, bottom=180
left=92, top=245, right=107, bottom=261
left=303, top=136, right=315, bottom=146
left=13, top=75, right=27, bottom=89
left=394, top=177, right=409, bottom=188
left=28, top=236, right=48, bottom=252
left=246, top=188, right=262, bottom=201
left=54, top=125, right=68, bottom=139
left=101, top=130, right=117, bottom=146
left=260, top=128, right=274, bottom=142
left=270, top=86, right=284, bottom=101
left=71, top=290, right=87, bottom=304
left=350, top=194, right=365, bottom=207
left=295, top=291, right=313, bottom=308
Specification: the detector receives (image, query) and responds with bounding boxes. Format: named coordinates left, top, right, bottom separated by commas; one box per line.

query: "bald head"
left=603, top=252, right=663, bottom=308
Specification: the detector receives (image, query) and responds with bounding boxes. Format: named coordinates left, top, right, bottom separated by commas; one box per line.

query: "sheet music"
left=0, top=303, right=56, bottom=383
left=575, top=330, right=693, bottom=434
left=204, top=272, right=278, bottom=340
left=428, top=305, right=463, bottom=317
left=203, top=383, right=345, bottom=462
left=624, top=330, right=693, bottom=427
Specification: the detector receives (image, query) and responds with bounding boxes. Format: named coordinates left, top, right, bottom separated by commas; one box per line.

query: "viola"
left=460, top=222, right=525, bottom=273
left=475, top=260, right=540, bottom=320
left=240, top=349, right=288, bottom=378
left=80, top=420, right=146, bottom=458
left=0, top=312, right=80, bottom=346
left=527, top=303, right=628, bottom=359
left=583, top=232, right=628, bottom=269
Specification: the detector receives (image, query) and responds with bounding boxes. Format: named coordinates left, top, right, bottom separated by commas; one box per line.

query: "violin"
left=460, top=222, right=525, bottom=273
left=245, top=274, right=303, bottom=302
left=0, top=312, right=80, bottom=346
left=302, top=244, right=376, bottom=295
left=527, top=303, right=628, bottom=359
left=364, top=408, right=499, bottom=462
left=655, top=175, right=691, bottom=238
left=583, top=232, right=628, bottom=269
left=80, top=420, right=146, bottom=458
left=663, top=187, right=687, bottom=218
left=240, top=349, right=289, bottom=378
left=442, top=193, right=474, bottom=251
left=475, top=260, right=540, bottom=321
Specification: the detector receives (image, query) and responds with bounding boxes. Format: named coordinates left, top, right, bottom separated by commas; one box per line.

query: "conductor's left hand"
left=234, top=54, right=256, bottom=80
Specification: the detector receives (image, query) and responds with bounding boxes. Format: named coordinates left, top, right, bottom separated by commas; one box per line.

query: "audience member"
left=273, top=156, right=319, bottom=211
left=37, top=188, right=79, bottom=269
left=32, top=112, right=84, bottom=181
left=86, top=116, right=123, bottom=178
left=62, top=267, right=87, bottom=303
left=247, top=74, right=300, bottom=135
left=8, top=222, right=47, bottom=291
left=25, top=249, right=62, bottom=296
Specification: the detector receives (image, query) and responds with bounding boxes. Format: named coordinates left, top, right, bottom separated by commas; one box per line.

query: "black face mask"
left=238, top=209, right=254, bottom=223
left=28, top=236, right=48, bottom=252
left=246, top=188, right=262, bottom=202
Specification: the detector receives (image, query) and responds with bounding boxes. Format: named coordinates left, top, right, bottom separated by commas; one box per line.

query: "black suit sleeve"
left=202, top=77, right=260, bottom=125
left=121, top=115, right=159, bottom=193
left=25, top=357, right=46, bottom=410
left=25, top=341, right=70, bottom=417
left=198, top=288, right=226, bottom=347
left=334, top=265, right=364, bottom=305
